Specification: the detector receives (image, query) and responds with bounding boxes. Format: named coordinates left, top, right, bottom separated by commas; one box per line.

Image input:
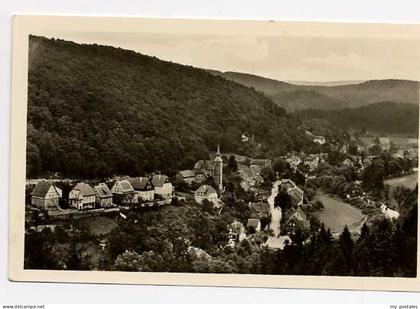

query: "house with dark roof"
left=176, top=170, right=196, bottom=185
left=93, top=183, right=113, bottom=208
left=126, top=177, right=154, bottom=202
left=249, top=187, right=270, bottom=200
left=194, top=184, right=218, bottom=205
left=111, top=179, right=136, bottom=205
left=246, top=218, right=261, bottom=233
left=69, top=182, right=96, bottom=210
left=283, top=207, right=310, bottom=235
left=280, top=179, right=304, bottom=206
left=288, top=186, right=304, bottom=206
left=193, top=159, right=216, bottom=177
left=194, top=171, right=206, bottom=184
left=249, top=202, right=271, bottom=221
left=151, top=174, right=173, bottom=199
left=280, top=178, right=297, bottom=190
left=30, top=181, right=62, bottom=209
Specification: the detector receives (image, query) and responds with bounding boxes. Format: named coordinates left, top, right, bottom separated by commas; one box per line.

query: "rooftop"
left=94, top=183, right=113, bottom=198
left=72, top=182, right=96, bottom=196
left=31, top=181, right=60, bottom=197
left=195, top=184, right=217, bottom=196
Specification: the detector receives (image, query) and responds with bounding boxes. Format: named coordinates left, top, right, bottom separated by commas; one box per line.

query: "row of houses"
left=283, top=153, right=328, bottom=172
left=30, top=174, right=174, bottom=211
left=242, top=179, right=308, bottom=238
left=227, top=179, right=310, bottom=250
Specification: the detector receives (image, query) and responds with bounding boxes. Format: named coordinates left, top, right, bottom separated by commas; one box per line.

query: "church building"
left=214, top=145, right=223, bottom=191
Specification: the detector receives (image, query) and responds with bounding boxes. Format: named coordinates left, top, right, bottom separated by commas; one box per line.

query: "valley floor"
left=313, top=195, right=367, bottom=236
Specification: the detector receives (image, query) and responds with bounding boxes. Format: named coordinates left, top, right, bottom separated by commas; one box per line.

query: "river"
left=267, top=180, right=282, bottom=237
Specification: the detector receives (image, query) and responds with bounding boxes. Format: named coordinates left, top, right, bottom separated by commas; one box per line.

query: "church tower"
left=213, top=145, right=223, bottom=191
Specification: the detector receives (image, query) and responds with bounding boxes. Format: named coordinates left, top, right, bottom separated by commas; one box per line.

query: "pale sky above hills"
left=37, top=30, right=420, bottom=82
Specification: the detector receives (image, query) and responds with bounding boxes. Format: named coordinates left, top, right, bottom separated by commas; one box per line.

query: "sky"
left=37, top=30, right=420, bottom=82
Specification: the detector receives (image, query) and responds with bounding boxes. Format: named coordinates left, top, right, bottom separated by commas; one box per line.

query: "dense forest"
left=212, top=71, right=419, bottom=111
left=296, top=102, right=419, bottom=135
left=270, top=89, right=346, bottom=111
left=27, top=35, right=311, bottom=178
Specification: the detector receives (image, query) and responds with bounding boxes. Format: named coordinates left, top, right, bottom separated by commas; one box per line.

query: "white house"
left=194, top=184, right=218, bottom=205
left=69, top=182, right=96, bottom=210
left=30, top=181, right=62, bottom=209
left=151, top=174, right=173, bottom=199
left=93, top=183, right=113, bottom=208
left=228, top=221, right=246, bottom=243
left=126, top=177, right=155, bottom=202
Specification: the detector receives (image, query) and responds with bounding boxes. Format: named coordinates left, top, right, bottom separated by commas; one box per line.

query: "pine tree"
left=339, top=225, right=354, bottom=273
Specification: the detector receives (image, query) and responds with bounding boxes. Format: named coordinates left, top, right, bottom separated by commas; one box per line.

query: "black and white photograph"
left=8, top=16, right=420, bottom=291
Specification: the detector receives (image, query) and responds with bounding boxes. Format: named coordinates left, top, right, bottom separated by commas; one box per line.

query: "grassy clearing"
left=384, top=172, right=418, bottom=190
left=314, top=195, right=366, bottom=235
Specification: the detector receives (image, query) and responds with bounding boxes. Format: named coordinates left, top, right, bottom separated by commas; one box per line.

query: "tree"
left=362, top=159, right=385, bottom=193
left=387, top=160, right=402, bottom=177
left=348, top=144, right=359, bottom=156
left=67, top=240, right=82, bottom=270
left=272, top=158, right=290, bottom=176
left=292, top=170, right=306, bottom=187
left=339, top=225, right=354, bottom=273
left=369, top=144, right=382, bottom=156
left=113, top=250, right=147, bottom=271
left=173, top=177, right=189, bottom=192
left=227, top=155, right=238, bottom=173
left=327, top=150, right=342, bottom=166
left=260, top=167, right=276, bottom=183
left=274, top=187, right=292, bottom=218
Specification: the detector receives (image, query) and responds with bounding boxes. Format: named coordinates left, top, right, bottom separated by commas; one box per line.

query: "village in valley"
left=24, top=35, right=419, bottom=276
left=26, top=127, right=418, bottom=261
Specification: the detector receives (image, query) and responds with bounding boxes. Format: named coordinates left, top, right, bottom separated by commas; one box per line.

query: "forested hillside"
left=27, top=36, right=310, bottom=178
left=296, top=102, right=419, bottom=135
left=212, top=71, right=419, bottom=111
left=270, top=90, right=346, bottom=111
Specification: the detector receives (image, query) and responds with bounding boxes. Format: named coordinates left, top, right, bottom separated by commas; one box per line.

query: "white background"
left=1, top=0, right=420, bottom=304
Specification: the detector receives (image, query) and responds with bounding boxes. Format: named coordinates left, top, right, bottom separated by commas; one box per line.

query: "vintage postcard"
left=9, top=15, right=420, bottom=291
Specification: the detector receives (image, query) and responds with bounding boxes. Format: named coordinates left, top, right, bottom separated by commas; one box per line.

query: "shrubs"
left=312, top=200, right=324, bottom=210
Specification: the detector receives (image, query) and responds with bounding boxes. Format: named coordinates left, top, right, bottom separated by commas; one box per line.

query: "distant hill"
left=27, top=36, right=311, bottom=178
left=210, top=71, right=296, bottom=95
left=270, top=90, right=347, bottom=111
left=296, top=102, right=419, bottom=135
left=211, top=71, right=419, bottom=111
left=287, top=80, right=365, bottom=86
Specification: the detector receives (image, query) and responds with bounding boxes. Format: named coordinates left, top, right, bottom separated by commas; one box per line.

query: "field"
left=75, top=216, right=118, bottom=236
left=384, top=172, right=418, bottom=190
left=358, top=136, right=418, bottom=147
left=314, top=195, right=367, bottom=235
